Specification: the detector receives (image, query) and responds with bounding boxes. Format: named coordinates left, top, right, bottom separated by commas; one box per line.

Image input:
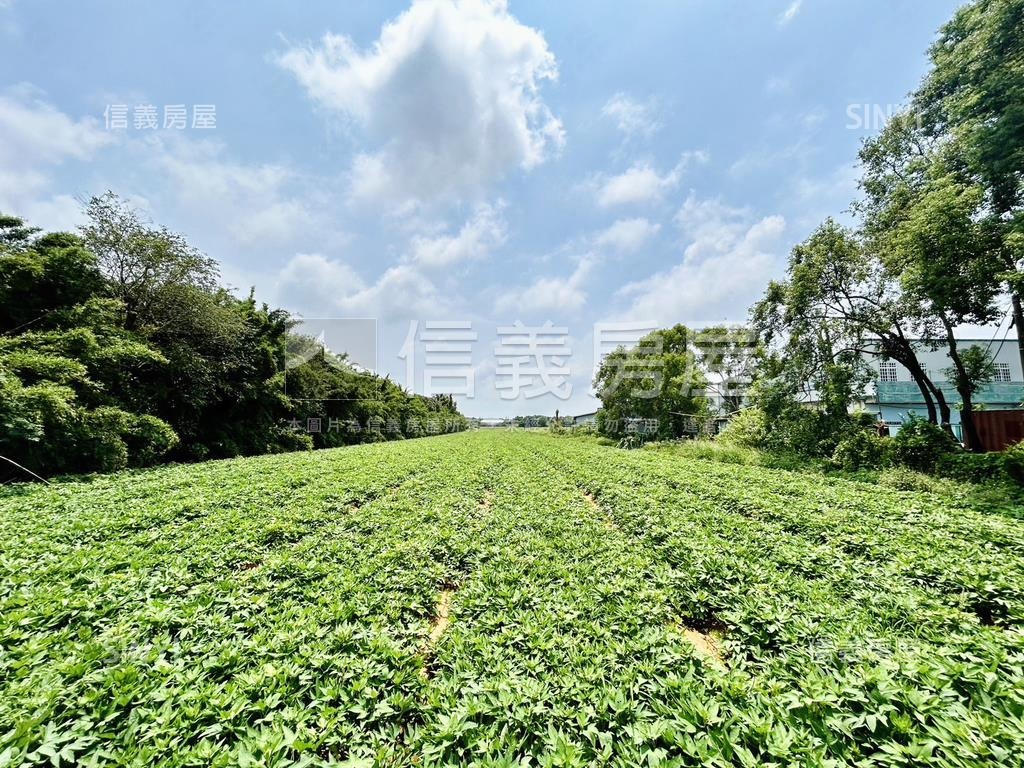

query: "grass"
left=1, top=431, right=1022, bottom=766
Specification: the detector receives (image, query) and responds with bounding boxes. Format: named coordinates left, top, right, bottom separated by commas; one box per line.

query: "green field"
left=1, top=431, right=1022, bottom=767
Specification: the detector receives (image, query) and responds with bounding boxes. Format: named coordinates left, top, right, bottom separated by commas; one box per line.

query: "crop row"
left=1, top=431, right=1022, bottom=766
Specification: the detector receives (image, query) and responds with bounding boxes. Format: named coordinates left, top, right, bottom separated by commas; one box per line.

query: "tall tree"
left=915, top=0, right=1024, bottom=376
left=593, top=325, right=710, bottom=440
left=79, top=192, right=219, bottom=333
left=752, top=220, right=952, bottom=427
left=858, top=115, right=1004, bottom=449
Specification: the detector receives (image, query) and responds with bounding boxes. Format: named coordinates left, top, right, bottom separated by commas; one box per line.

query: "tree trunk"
left=923, top=377, right=955, bottom=435
left=939, top=315, right=982, bottom=451
left=898, top=355, right=938, bottom=424
left=881, top=334, right=943, bottom=426
left=1012, top=292, right=1024, bottom=383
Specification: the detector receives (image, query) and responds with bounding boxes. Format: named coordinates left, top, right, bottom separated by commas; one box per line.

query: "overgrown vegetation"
left=0, top=197, right=465, bottom=478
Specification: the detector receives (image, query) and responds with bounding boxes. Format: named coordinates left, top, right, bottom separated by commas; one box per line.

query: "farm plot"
left=1, top=431, right=1022, bottom=766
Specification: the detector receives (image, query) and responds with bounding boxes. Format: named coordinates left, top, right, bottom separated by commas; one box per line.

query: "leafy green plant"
left=889, top=415, right=959, bottom=472
left=716, top=407, right=768, bottom=449
left=831, top=429, right=892, bottom=471
left=2, top=431, right=1023, bottom=766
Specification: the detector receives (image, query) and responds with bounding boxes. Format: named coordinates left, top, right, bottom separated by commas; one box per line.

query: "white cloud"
left=337, top=263, right=450, bottom=318
left=778, top=0, right=802, bottom=26
left=592, top=152, right=706, bottom=208
left=140, top=136, right=330, bottom=249
left=617, top=194, right=785, bottom=325
left=596, top=163, right=677, bottom=207
left=0, top=88, right=111, bottom=167
left=277, top=0, right=564, bottom=208
left=592, top=217, right=660, bottom=254
left=14, top=195, right=84, bottom=232
left=275, top=253, right=450, bottom=321
left=0, top=86, right=114, bottom=229
left=496, top=253, right=595, bottom=313
left=601, top=92, right=661, bottom=139
left=409, top=201, right=507, bottom=267
left=276, top=253, right=366, bottom=314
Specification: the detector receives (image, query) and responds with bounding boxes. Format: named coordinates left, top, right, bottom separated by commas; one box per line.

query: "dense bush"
left=645, top=438, right=762, bottom=466
left=593, top=325, right=711, bottom=441
left=0, top=204, right=467, bottom=479
left=716, top=407, right=768, bottom=449
left=831, top=429, right=892, bottom=470
left=1003, top=442, right=1024, bottom=484
left=935, top=450, right=1004, bottom=483
left=888, top=416, right=959, bottom=472
left=936, top=441, right=1024, bottom=487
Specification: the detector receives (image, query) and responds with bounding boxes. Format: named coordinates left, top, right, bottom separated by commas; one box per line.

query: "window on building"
left=879, top=361, right=898, bottom=383
left=994, top=362, right=1012, bottom=383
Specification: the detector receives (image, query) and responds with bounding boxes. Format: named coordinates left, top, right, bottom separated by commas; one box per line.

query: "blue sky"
left=0, top=0, right=966, bottom=416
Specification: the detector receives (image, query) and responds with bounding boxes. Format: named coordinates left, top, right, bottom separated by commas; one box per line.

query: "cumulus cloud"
left=275, top=252, right=450, bottom=321
left=591, top=152, right=706, bottom=208
left=592, top=217, right=660, bottom=254
left=409, top=201, right=507, bottom=267
left=496, top=253, right=595, bottom=313
left=0, top=86, right=114, bottom=229
left=601, top=92, right=661, bottom=139
left=139, top=136, right=339, bottom=250
left=277, top=0, right=564, bottom=208
left=493, top=215, right=663, bottom=317
left=617, top=194, right=785, bottom=325
left=337, top=264, right=451, bottom=318
left=0, top=86, right=111, bottom=167
left=276, top=253, right=366, bottom=314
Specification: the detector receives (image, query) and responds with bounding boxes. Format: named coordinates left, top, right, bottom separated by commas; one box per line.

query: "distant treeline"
left=0, top=193, right=466, bottom=480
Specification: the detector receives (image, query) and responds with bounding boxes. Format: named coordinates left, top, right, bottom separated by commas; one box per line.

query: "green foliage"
left=644, top=437, right=763, bottom=466
left=1004, top=441, right=1024, bottom=484
left=512, top=414, right=550, bottom=427
left=3, top=431, right=1023, bottom=765
left=593, top=324, right=712, bottom=440
left=937, top=440, right=1024, bottom=487
left=744, top=365, right=865, bottom=459
left=888, top=415, right=959, bottom=472
left=716, top=406, right=768, bottom=449
left=831, top=429, right=892, bottom=471
left=918, top=0, right=1024, bottom=215
left=0, top=204, right=467, bottom=477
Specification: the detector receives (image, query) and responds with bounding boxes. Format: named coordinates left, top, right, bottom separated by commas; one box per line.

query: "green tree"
left=859, top=117, right=1004, bottom=449
left=753, top=219, right=955, bottom=429
left=914, top=0, right=1024, bottom=380
left=0, top=218, right=177, bottom=476
left=594, top=325, right=710, bottom=440
left=79, top=192, right=218, bottom=333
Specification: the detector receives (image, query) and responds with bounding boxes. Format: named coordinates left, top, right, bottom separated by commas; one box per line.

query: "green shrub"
left=877, top=466, right=958, bottom=495
left=832, top=430, right=891, bottom=471
left=643, top=439, right=762, bottom=466
left=73, top=407, right=179, bottom=472
left=889, top=416, right=958, bottom=472
left=1002, top=442, right=1024, bottom=485
left=127, top=415, right=180, bottom=466
left=935, top=451, right=1005, bottom=484
left=936, top=441, right=1024, bottom=488
left=717, top=407, right=768, bottom=449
